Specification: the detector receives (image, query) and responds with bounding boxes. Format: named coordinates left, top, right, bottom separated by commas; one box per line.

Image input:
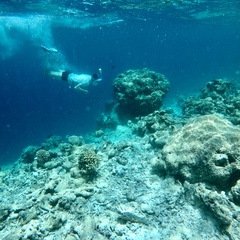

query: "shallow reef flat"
left=1, top=69, right=240, bottom=240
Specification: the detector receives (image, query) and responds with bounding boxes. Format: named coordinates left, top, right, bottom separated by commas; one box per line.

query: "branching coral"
left=78, top=150, right=100, bottom=177
left=36, top=149, right=51, bottom=167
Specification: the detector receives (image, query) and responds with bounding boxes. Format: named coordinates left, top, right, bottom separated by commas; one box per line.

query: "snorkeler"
left=48, top=69, right=102, bottom=94
left=41, top=45, right=102, bottom=93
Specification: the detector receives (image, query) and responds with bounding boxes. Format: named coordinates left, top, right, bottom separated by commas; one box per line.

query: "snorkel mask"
left=92, top=68, right=103, bottom=86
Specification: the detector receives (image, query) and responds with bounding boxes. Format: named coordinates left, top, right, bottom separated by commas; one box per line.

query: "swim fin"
left=41, top=45, right=58, bottom=53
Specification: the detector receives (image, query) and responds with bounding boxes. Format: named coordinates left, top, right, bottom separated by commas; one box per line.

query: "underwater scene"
left=1, top=0, right=240, bottom=239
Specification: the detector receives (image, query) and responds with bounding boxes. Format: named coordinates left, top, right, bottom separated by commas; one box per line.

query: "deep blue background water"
left=1, top=15, right=240, bottom=164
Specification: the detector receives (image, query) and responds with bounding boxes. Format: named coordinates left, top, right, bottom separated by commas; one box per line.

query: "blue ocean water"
left=0, top=1, right=240, bottom=164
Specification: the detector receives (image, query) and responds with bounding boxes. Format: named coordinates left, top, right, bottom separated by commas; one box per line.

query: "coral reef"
left=162, top=114, right=240, bottom=187
left=4, top=77, right=240, bottom=239
left=96, top=101, right=121, bottom=130
left=58, top=143, right=73, bottom=156
left=113, top=68, right=170, bottom=117
left=96, top=111, right=119, bottom=130
left=0, top=125, right=235, bottom=240
left=159, top=114, right=240, bottom=235
left=181, top=79, right=240, bottom=124
left=67, top=135, right=84, bottom=146
left=41, top=135, right=62, bottom=150
left=134, top=110, right=176, bottom=136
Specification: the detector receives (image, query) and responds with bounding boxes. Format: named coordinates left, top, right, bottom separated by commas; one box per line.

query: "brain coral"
left=113, top=68, right=170, bottom=116
left=162, top=115, right=240, bottom=188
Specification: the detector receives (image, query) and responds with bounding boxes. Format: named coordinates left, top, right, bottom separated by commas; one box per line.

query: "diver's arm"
left=74, top=83, right=88, bottom=94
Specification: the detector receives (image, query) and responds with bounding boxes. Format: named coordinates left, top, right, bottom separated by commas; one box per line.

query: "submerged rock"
left=1, top=233, right=20, bottom=240
left=134, top=110, right=176, bottom=148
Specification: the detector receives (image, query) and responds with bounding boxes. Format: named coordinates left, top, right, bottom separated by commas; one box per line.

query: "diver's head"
left=92, top=73, right=99, bottom=81
left=91, top=72, right=102, bottom=86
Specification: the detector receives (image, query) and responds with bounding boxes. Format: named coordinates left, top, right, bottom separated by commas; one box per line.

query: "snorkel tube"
left=99, top=68, right=102, bottom=80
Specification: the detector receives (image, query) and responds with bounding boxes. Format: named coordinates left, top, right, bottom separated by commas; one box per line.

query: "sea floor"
left=0, top=123, right=229, bottom=240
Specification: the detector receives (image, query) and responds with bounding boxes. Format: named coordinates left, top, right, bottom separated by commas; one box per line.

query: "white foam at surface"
left=0, top=14, right=123, bottom=60
left=0, top=15, right=54, bottom=59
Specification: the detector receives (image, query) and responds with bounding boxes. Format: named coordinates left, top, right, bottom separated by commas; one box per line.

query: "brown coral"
left=36, top=149, right=51, bottom=167
left=78, top=150, right=100, bottom=173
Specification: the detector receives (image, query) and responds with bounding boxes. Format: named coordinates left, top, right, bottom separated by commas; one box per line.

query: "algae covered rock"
left=229, top=180, right=240, bottom=205
left=41, top=135, right=62, bottom=150
left=67, top=135, right=84, bottom=146
left=113, top=68, right=170, bottom=116
left=162, top=114, right=240, bottom=188
left=134, top=110, right=175, bottom=136
left=0, top=206, right=10, bottom=222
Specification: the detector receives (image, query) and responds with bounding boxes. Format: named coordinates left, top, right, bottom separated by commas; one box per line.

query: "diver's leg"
left=41, top=45, right=58, bottom=53
left=48, top=70, right=63, bottom=80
